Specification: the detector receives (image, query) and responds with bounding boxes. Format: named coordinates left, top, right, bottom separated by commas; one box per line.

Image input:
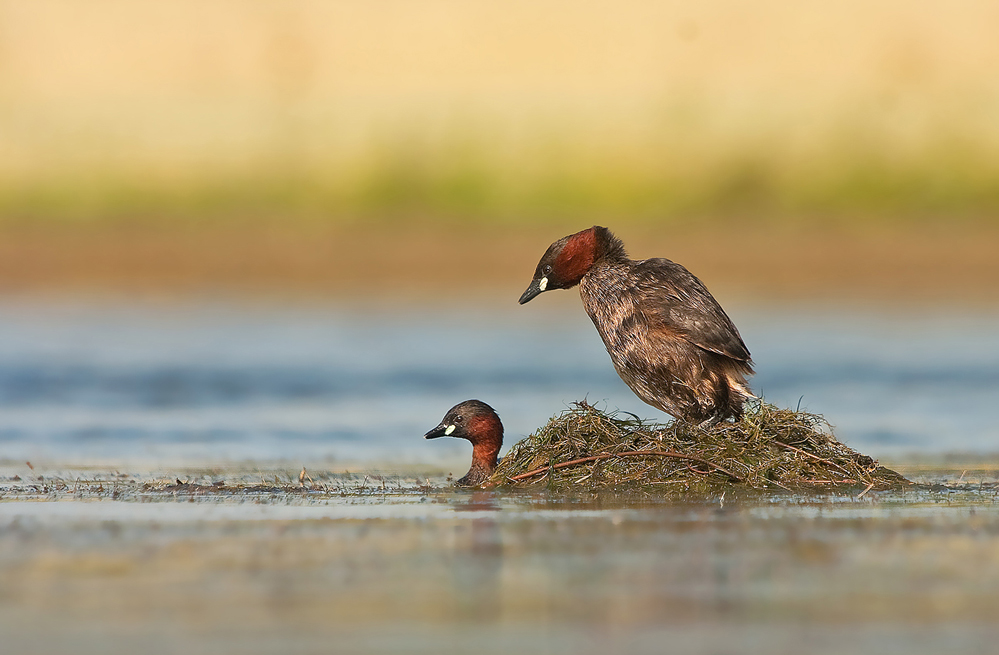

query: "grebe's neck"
left=471, top=441, right=500, bottom=471
left=591, top=226, right=628, bottom=265
left=459, top=414, right=502, bottom=486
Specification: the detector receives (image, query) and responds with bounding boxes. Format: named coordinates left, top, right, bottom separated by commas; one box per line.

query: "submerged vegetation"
left=491, top=401, right=909, bottom=492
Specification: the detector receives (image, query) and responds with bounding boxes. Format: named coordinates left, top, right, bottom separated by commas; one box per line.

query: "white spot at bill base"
left=444, top=424, right=456, bottom=436
left=539, top=277, right=548, bottom=291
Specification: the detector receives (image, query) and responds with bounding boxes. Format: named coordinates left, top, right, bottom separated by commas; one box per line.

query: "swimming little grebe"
left=424, top=400, right=503, bottom=486
left=519, top=226, right=754, bottom=424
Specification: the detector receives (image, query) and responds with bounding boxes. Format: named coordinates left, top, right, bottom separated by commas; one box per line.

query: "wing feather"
left=632, top=258, right=752, bottom=362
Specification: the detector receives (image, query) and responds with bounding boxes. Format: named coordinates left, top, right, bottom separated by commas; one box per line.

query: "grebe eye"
left=453, top=415, right=463, bottom=423
left=543, top=265, right=552, bottom=275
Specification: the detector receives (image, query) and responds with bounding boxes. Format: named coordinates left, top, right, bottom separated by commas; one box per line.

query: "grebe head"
left=425, top=400, right=504, bottom=486
left=518, top=226, right=625, bottom=304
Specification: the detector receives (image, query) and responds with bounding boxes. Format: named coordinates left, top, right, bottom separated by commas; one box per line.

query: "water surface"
left=2, top=480, right=998, bottom=655
left=0, top=299, right=996, bottom=469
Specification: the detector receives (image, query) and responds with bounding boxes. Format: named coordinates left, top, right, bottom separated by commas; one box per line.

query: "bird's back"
left=579, top=257, right=753, bottom=422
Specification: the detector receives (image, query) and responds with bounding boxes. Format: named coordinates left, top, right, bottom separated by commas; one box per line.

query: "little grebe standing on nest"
left=519, top=226, right=754, bottom=425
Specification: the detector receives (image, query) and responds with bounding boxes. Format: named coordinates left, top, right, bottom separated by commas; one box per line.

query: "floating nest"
left=489, top=400, right=909, bottom=492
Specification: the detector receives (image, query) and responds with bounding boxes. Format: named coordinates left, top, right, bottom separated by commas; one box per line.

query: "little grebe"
left=425, top=400, right=503, bottom=486
left=519, top=226, right=754, bottom=424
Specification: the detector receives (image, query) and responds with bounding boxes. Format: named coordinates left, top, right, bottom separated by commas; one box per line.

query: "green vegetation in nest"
left=490, top=400, right=909, bottom=493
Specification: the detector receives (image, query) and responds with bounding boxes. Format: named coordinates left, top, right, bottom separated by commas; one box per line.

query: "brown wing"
left=631, top=258, right=752, bottom=362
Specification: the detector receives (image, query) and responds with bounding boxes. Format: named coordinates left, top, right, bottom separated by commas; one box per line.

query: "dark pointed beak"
left=424, top=422, right=449, bottom=439
left=518, top=278, right=545, bottom=305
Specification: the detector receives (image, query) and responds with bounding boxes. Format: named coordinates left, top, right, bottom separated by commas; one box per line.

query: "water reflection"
left=5, top=493, right=987, bottom=653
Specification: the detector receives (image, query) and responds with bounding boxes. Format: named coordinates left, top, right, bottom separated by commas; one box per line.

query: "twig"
left=299, top=467, right=314, bottom=488
left=507, top=450, right=743, bottom=483
left=774, top=441, right=852, bottom=477
left=856, top=481, right=875, bottom=499
left=767, top=479, right=793, bottom=491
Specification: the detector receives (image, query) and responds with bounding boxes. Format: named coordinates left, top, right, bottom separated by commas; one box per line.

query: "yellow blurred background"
left=1, top=0, right=998, bottom=299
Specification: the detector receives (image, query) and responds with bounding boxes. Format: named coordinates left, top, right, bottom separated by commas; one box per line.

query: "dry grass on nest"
left=490, top=400, right=909, bottom=492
